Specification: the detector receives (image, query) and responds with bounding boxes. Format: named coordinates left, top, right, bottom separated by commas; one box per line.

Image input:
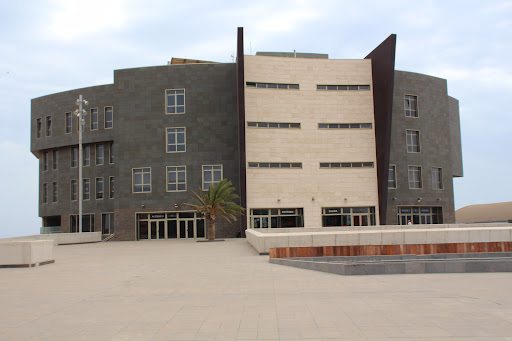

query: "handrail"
left=101, top=234, right=115, bottom=242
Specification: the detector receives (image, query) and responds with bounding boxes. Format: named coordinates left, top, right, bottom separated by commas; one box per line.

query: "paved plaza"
left=1, top=239, right=512, bottom=340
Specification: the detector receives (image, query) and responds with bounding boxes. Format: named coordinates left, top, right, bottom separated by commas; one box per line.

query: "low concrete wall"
left=247, top=225, right=512, bottom=254
left=0, top=232, right=101, bottom=246
left=0, top=240, right=54, bottom=267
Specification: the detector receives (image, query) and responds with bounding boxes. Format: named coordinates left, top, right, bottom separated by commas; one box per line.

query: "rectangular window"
left=109, top=176, right=114, bottom=199
left=166, top=127, right=186, bottom=152
left=71, top=180, right=78, bottom=201
left=65, top=112, right=72, bottom=134
left=71, top=147, right=78, bottom=167
left=247, top=122, right=301, bottom=128
left=167, top=166, right=186, bottom=192
left=319, top=162, right=374, bottom=168
left=104, top=107, right=113, bottom=129
left=166, top=89, right=185, bottom=114
left=83, top=145, right=90, bottom=166
left=317, top=85, right=370, bottom=91
left=109, top=142, right=114, bottom=164
left=408, top=166, right=422, bottom=189
left=102, top=213, right=114, bottom=234
left=318, top=123, right=372, bottom=129
left=52, top=150, right=58, bottom=170
left=133, top=168, right=151, bottom=193
left=322, top=207, right=376, bottom=227
left=406, top=130, right=420, bottom=153
left=45, top=116, right=52, bottom=136
left=249, top=162, right=302, bottom=168
left=250, top=208, right=304, bottom=228
left=96, top=144, right=104, bottom=165
left=388, top=165, right=397, bottom=189
left=246, top=82, right=299, bottom=90
left=90, top=108, right=98, bottom=130
left=70, top=214, right=95, bottom=233
left=52, top=182, right=58, bottom=203
left=36, top=118, right=42, bottom=138
left=43, top=152, right=49, bottom=171
left=202, top=165, right=222, bottom=191
left=96, top=177, right=104, bottom=199
left=405, top=95, right=418, bottom=117
left=42, top=183, right=48, bottom=204
left=432, top=167, right=443, bottom=190
left=83, top=178, right=90, bottom=200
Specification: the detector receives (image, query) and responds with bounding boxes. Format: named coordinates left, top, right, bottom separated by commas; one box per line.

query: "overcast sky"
left=1, top=0, right=511, bottom=237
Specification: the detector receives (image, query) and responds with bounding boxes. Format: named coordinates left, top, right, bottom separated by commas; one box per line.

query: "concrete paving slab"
left=0, top=239, right=512, bottom=340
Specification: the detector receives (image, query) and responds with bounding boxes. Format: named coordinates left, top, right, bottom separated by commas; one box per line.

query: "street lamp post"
left=74, top=95, right=88, bottom=233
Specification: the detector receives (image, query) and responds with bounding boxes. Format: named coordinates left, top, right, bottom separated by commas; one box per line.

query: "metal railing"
left=40, top=226, right=61, bottom=234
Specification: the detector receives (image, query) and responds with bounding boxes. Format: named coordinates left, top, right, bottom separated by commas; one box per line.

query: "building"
left=31, top=28, right=463, bottom=240
left=456, top=202, right=512, bottom=224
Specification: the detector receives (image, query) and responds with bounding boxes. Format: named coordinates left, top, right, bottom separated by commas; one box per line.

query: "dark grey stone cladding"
left=386, top=70, right=462, bottom=224
left=31, top=85, right=115, bottom=232
left=31, top=63, right=241, bottom=239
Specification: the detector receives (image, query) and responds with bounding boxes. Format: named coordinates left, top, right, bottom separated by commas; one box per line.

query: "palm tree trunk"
left=208, top=218, right=215, bottom=241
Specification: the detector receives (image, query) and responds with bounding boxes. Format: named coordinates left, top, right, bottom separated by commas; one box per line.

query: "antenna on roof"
left=230, top=53, right=234, bottom=62
left=294, top=50, right=296, bottom=58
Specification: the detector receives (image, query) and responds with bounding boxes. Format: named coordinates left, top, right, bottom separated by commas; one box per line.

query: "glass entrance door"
left=137, top=212, right=205, bottom=240
left=179, top=220, right=195, bottom=239
left=150, top=220, right=165, bottom=240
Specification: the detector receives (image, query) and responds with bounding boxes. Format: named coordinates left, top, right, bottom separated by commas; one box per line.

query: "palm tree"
left=185, top=179, right=244, bottom=241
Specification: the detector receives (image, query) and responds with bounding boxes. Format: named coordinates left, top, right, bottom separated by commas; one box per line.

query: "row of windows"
left=246, top=82, right=299, bottom=89
left=317, top=85, right=370, bottom=91
left=37, top=107, right=113, bottom=138
left=69, top=177, right=114, bottom=201
left=70, top=142, right=114, bottom=167
left=247, top=122, right=300, bottom=129
left=69, top=213, right=114, bottom=234
left=248, top=162, right=302, bottom=169
left=388, top=165, right=443, bottom=190
left=320, top=162, right=374, bottom=168
left=132, top=165, right=223, bottom=193
left=318, top=123, right=372, bottom=129
left=42, top=177, right=114, bottom=203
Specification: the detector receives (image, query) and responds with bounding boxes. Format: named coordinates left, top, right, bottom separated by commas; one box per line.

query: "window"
left=109, top=142, right=114, bottom=164
left=70, top=214, right=94, bottom=233
left=65, top=112, right=72, bottom=134
left=202, top=165, right=222, bottom=191
left=96, top=144, right=104, bottom=165
left=248, top=162, right=302, bottom=168
left=83, top=178, right=90, bottom=200
left=408, top=166, right=422, bottom=189
left=52, top=150, right=58, bottom=170
left=102, top=213, right=114, bottom=234
left=166, top=127, right=186, bottom=152
left=166, top=89, right=185, bottom=114
left=246, top=82, right=299, bottom=89
left=42, top=183, right=48, bottom=204
left=52, top=182, right=58, bottom=203
left=43, top=152, right=49, bottom=171
left=322, top=207, right=376, bottom=227
left=71, top=147, right=78, bottom=167
left=319, top=162, right=374, bottom=168
left=406, top=130, right=420, bottom=153
left=36, top=118, right=42, bottom=138
left=250, top=208, right=304, bottom=228
left=398, top=206, right=443, bottom=225
left=133, top=168, right=151, bottom=193
left=96, top=177, right=104, bottom=199
left=405, top=95, right=418, bottom=117
left=247, top=122, right=300, bottom=128
left=167, top=166, right=186, bottom=192
left=83, top=145, right=90, bottom=166
left=71, top=180, right=78, bottom=201
left=388, top=165, right=397, bottom=189
left=318, top=123, right=372, bottom=129
left=317, top=85, right=370, bottom=91
left=104, top=107, right=113, bottom=129
left=90, top=108, right=98, bottom=130
left=109, top=176, right=114, bottom=199
left=432, top=167, right=443, bottom=190
left=45, top=116, right=52, bottom=136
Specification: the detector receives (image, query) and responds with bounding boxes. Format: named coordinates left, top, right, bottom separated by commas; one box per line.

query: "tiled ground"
left=1, top=239, right=512, bottom=340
